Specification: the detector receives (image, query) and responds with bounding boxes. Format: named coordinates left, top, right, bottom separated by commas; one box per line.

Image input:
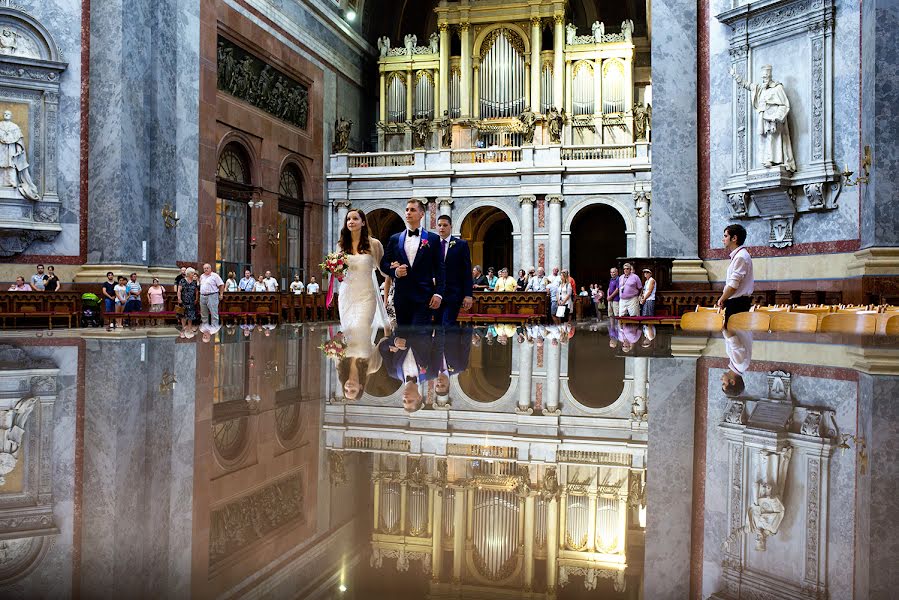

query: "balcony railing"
left=348, top=152, right=414, bottom=168
left=450, top=148, right=522, bottom=164
left=561, top=145, right=636, bottom=160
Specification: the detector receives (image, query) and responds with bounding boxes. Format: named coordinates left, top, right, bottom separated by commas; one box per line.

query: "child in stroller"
left=81, top=293, right=103, bottom=327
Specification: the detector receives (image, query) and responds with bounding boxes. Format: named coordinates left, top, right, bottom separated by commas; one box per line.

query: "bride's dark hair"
left=337, top=356, right=370, bottom=400
left=338, top=208, right=371, bottom=255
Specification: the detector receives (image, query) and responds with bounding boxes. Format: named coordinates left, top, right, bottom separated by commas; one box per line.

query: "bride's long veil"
left=370, top=238, right=390, bottom=331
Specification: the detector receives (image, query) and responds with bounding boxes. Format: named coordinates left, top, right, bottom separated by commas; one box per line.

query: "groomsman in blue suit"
left=434, top=214, right=474, bottom=327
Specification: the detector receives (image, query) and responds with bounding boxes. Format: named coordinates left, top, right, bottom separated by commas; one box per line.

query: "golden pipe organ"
left=376, top=2, right=646, bottom=152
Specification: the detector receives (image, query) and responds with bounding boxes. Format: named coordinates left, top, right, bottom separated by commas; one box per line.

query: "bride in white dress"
left=336, top=208, right=391, bottom=331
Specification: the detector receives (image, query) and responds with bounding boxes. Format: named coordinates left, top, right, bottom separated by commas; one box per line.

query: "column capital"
left=554, top=13, right=565, bottom=25
left=334, top=200, right=352, bottom=209
left=437, top=197, right=454, bottom=206
left=411, top=196, right=429, bottom=205
left=438, top=22, right=449, bottom=32
left=460, top=22, right=469, bottom=33
left=546, top=194, right=564, bottom=204
left=519, top=194, right=536, bottom=205
left=530, top=16, right=542, bottom=27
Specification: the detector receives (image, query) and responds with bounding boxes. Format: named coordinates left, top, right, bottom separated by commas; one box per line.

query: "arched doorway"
left=570, top=204, right=626, bottom=291
left=567, top=335, right=624, bottom=408
left=458, top=333, right=513, bottom=402
left=215, top=142, right=254, bottom=278
left=365, top=208, right=404, bottom=246
left=461, top=206, right=513, bottom=275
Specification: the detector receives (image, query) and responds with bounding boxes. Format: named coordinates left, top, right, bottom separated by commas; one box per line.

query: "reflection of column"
left=634, top=190, right=651, bottom=257
left=335, top=201, right=350, bottom=240
left=406, top=69, right=414, bottom=120
left=633, top=356, right=649, bottom=417
left=438, top=197, right=453, bottom=221
left=431, top=485, right=443, bottom=579
left=379, top=69, right=386, bottom=122
left=460, top=23, right=471, bottom=118
left=546, top=496, right=559, bottom=592
left=587, top=492, right=597, bottom=551
left=553, top=14, right=564, bottom=112
left=439, top=24, right=449, bottom=115
left=530, top=18, right=541, bottom=111
left=544, top=338, right=561, bottom=415
left=524, top=494, right=535, bottom=589
left=519, top=195, right=535, bottom=270
left=517, top=340, right=534, bottom=414
left=452, top=486, right=465, bottom=581
left=547, top=194, right=563, bottom=276
left=617, top=495, right=628, bottom=553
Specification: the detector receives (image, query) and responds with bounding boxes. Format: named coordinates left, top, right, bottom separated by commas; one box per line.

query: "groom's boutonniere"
left=448, top=239, right=457, bottom=248
left=420, top=238, right=429, bottom=248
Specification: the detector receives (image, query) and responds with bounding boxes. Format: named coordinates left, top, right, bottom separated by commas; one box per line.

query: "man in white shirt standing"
left=716, top=224, right=754, bottom=326
left=199, top=263, right=225, bottom=326
left=262, top=270, right=279, bottom=292
left=525, top=267, right=547, bottom=292
left=306, top=276, right=320, bottom=294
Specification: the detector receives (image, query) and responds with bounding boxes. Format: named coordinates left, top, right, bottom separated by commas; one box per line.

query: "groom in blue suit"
left=380, top=199, right=446, bottom=326
left=434, top=214, right=473, bottom=327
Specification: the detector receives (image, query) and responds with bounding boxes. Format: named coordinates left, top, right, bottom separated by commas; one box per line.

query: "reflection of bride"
left=336, top=328, right=383, bottom=401
left=336, top=208, right=391, bottom=331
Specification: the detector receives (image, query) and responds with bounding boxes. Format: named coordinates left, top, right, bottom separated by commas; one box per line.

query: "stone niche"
left=0, top=8, right=66, bottom=256
left=717, top=0, right=841, bottom=248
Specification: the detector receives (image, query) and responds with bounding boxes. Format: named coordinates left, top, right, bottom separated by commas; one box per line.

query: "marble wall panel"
left=861, top=1, right=899, bottom=248
left=13, top=0, right=82, bottom=257
left=708, top=0, right=861, bottom=250
left=649, top=0, right=699, bottom=258
left=645, top=357, right=697, bottom=598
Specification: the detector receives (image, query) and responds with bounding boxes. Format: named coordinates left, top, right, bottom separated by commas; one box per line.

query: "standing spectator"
left=486, top=267, right=498, bottom=289
left=30, top=264, right=45, bottom=291
left=578, top=286, right=589, bottom=297
left=566, top=271, right=576, bottom=297
left=125, top=273, right=142, bottom=312
left=607, top=267, right=620, bottom=318
left=640, top=268, right=657, bottom=316
left=262, top=270, right=279, bottom=292
left=147, top=277, right=166, bottom=324
left=101, top=272, right=116, bottom=315
left=289, top=274, right=304, bottom=294
left=617, top=263, right=643, bottom=317
left=546, top=267, right=562, bottom=288
left=225, top=271, right=238, bottom=292
left=472, top=266, right=489, bottom=290
left=113, top=275, right=129, bottom=327
left=306, top=276, right=320, bottom=294
left=199, top=263, right=224, bottom=326
left=548, top=276, right=560, bottom=322
left=253, top=274, right=266, bottom=292
left=716, top=224, right=754, bottom=326
left=493, top=268, right=517, bottom=291
left=43, top=266, right=60, bottom=291
left=178, top=268, right=199, bottom=329
left=525, top=267, right=547, bottom=292
left=516, top=269, right=528, bottom=291
left=556, top=270, right=573, bottom=323
left=8, top=277, right=31, bottom=291
left=174, top=266, right=187, bottom=295
left=238, top=269, right=255, bottom=291
left=591, top=284, right=604, bottom=317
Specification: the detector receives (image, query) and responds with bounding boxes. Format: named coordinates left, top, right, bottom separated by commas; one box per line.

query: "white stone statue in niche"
left=730, top=64, right=796, bottom=171
left=746, top=445, right=792, bottom=550
left=0, top=110, right=40, bottom=201
left=0, top=396, right=36, bottom=486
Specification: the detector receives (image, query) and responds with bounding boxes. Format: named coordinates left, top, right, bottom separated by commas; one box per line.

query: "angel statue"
left=429, top=32, right=439, bottom=54
left=404, top=34, right=417, bottom=56
left=376, top=36, right=390, bottom=57
left=566, top=23, right=576, bottom=45
left=591, top=21, right=604, bottom=42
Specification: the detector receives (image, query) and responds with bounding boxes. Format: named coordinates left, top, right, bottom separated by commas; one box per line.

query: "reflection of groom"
left=381, top=200, right=445, bottom=325
left=379, top=328, right=442, bottom=412
left=435, top=214, right=473, bottom=327
left=435, top=328, right=472, bottom=406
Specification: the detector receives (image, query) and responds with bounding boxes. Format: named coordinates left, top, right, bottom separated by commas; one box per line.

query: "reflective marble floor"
left=0, top=321, right=896, bottom=599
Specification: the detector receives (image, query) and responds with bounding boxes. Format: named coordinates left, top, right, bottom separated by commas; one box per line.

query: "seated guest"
left=8, top=277, right=32, bottom=291
left=472, top=265, right=489, bottom=290
left=516, top=269, right=529, bottom=291
left=493, top=268, right=517, bottom=291
left=306, top=276, right=320, bottom=294
left=486, top=267, right=498, bottom=289
left=578, top=286, right=589, bottom=297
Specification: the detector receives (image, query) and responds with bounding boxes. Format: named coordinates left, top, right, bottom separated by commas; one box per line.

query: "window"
left=216, top=142, right=253, bottom=278
left=278, top=164, right=305, bottom=286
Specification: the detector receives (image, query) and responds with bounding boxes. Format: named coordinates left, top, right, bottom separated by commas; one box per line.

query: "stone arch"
left=0, top=7, right=62, bottom=62
left=563, top=196, right=635, bottom=234
left=212, top=416, right=252, bottom=470
left=278, top=153, right=311, bottom=199
left=454, top=201, right=519, bottom=235
left=0, top=536, right=52, bottom=585
left=216, top=132, right=260, bottom=187
left=352, top=199, right=405, bottom=223
left=472, top=23, right=532, bottom=59
left=561, top=378, right=634, bottom=417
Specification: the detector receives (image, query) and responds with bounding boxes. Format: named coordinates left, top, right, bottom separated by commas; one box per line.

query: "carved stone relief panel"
left=0, top=8, right=67, bottom=256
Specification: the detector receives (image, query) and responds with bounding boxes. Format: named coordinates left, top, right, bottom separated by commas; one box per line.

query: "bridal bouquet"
left=320, top=251, right=349, bottom=308
left=319, top=338, right=347, bottom=360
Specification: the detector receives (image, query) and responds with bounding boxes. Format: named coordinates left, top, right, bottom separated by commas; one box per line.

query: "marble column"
left=516, top=340, right=533, bottom=414
left=334, top=201, right=350, bottom=240
left=472, top=60, right=480, bottom=119
left=519, top=195, right=536, bottom=270
left=452, top=486, right=465, bottom=581
left=553, top=14, right=565, bottom=112
left=547, top=195, right=563, bottom=273
left=649, top=0, right=698, bottom=258
left=431, top=485, right=443, bottom=579
left=439, top=24, right=450, bottom=115
left=544, top=338, right=561, bottom=415
left=634, top=190, right=651, bottom=257
left=437, top=197, right=453, bottom=221
left=546, top=497, right=559, bottom=592
left=460, top=23, right=471, bottom=118
left=524, top=494, right=535, bottom=589
left=530, top=17, right=541, bottom=111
